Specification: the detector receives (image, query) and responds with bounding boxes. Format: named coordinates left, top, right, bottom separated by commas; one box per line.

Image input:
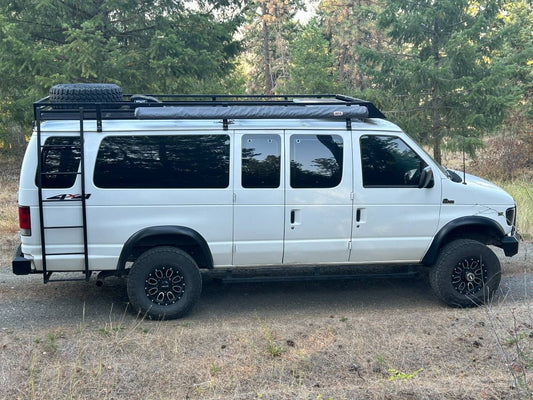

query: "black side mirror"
left=418, top=166, right=434, bottom=189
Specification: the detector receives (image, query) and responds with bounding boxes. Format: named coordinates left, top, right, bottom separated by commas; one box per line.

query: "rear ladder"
left=36, top=108, right=90, bottom=283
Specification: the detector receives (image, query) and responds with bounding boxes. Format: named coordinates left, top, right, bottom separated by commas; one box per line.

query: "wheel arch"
left=117, top=226, right=214, bottom=271
left=422, top=216, right=505, bottom=266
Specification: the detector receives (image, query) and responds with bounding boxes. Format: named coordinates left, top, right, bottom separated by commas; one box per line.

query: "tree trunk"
left=261, top=2, right=273, bottom=94
left=338, top=44, right=346, bottom=84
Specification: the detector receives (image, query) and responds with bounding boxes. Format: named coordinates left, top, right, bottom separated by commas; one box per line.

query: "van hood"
left=443, top=170, right=514, bottom=206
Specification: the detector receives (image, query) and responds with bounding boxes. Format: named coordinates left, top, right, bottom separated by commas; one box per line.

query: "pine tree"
left=317, top=0, right=385, bottom=92
left=357, top=0, right=516, bottom=163
left=489, top=0, right=533, bottom=175
left=498, top=0, right=532, bottom=117
left=284, top=19, right=336, bottom=93
left=0, top=0, right=242, bottom=148
left=241, top=0, right=302, bottom=94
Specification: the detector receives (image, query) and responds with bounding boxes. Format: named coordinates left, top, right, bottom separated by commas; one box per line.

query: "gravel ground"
left=0, top=242, right=531, bottom=330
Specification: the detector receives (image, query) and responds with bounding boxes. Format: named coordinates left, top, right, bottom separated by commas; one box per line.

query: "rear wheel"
left=429, top=239, right=501, bottom=307
left=127, top=246, right=202, bottom=319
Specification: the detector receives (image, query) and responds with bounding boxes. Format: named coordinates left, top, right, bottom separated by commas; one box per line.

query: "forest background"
left=0, top=4, right=532, bottom=398
left=0, top=1, right=531, bottom=213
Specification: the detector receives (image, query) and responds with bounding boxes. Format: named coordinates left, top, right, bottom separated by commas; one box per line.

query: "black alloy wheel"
left=145, top=265, right=186, bottom=306
left=429, top=239, right=501, bottom=307
left=450, top=256, right=488, bottom=296
left=127, top=246, right=202, bottom=319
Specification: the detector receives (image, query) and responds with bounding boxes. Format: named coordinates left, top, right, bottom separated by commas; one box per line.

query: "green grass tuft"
left=498, top=180, right=533, bottom=240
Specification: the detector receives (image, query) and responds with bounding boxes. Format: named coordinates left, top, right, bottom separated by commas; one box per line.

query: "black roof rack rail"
left=33, top=93, right=386, bottom=128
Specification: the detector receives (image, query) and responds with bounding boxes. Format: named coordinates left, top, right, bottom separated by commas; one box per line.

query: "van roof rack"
left=33, top=93, right=386, bottom=132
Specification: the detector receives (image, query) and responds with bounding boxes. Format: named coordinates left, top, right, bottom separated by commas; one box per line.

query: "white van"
left=12, top=83, right=519, bottom=319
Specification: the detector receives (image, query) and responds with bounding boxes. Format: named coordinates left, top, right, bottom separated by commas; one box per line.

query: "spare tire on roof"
left=49, top=83, right=123, bottom=106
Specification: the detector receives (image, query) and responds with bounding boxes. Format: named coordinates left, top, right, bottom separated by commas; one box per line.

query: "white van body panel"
left=17, top=116, right=517, bottom=273
left=233, top=130, right=284, bottom=265
left=438, top=171, right=515, bottom=234
left=349, top=131, right=443, bottom=263
left=283, top=129, right=353, bottom=264
left=85, top=130, right=234, bottom=270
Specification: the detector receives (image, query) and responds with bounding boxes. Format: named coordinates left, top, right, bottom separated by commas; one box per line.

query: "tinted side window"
left=242, top=134, right=281, bottom=188
left=360, top=135, right=427, bottom=187
left=37, top=137, right=80, bottom=188
left=290, top=135, right=343, bottom=189
left=94, top=135, right=230, bottom=188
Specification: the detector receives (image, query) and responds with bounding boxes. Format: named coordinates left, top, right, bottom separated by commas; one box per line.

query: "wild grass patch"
left=2, top=304, right=531, bottom=399
left=0, top=157, right=19, bottom=236
left=498, top=180, right=533, bottom=240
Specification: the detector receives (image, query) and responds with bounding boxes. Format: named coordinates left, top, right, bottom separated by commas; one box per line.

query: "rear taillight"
left=18, top=206, right=31, bottom=236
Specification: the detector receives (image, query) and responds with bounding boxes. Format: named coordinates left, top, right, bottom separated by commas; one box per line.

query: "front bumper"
left=501, top=235, right=519, bottom=257
left=12, top=244, right=32, bottom=275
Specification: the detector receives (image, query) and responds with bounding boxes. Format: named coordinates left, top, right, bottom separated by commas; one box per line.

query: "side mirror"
left=418, top=166, right=434, bottom=189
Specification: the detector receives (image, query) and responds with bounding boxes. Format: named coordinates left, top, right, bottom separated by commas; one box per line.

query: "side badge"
left=46, top=194, right=91, bottom=201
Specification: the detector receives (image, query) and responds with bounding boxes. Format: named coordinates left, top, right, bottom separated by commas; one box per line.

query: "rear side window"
left=360, top=135, right=427, bottom=187
left=37, top=137, right=81, bottom=188
left=242, top=134, right=281, bottom=188
left=290, top=134, right=343, bottom=188
left=94, top=135, right=230, bottom=188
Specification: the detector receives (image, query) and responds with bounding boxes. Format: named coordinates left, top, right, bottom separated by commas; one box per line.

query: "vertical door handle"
left=290, top=210, right=295, bottom=224
left=356, top=208, right=361, bottom=222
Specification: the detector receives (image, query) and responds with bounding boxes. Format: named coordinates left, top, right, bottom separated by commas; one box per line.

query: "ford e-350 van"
left=12, top=83, right=519, bottom=319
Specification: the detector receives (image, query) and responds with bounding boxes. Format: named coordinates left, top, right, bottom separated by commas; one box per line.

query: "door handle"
left=290, top=209, right=300, bottom=227
left=355, top=208, right=365, bottom=227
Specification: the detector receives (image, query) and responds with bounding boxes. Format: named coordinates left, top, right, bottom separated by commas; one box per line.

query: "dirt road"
left=1, top=242, right=531, bottom=330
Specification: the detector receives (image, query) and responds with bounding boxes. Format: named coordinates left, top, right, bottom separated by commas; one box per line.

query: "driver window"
left=360, top=135, right=427, bottom=187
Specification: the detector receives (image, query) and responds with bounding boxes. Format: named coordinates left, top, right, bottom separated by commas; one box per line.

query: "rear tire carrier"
left=49, top=83, right=123, bottom=106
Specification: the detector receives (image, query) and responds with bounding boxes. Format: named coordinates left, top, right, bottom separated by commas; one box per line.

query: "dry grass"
left=0, top=156, right=20, bottom=266
left=498, top=181, right=533, bottom=241
left=0, top=302, right=531, bottom=399
left=0, top=156, right=19, bottom=234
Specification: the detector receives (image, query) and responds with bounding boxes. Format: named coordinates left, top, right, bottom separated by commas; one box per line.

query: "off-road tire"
left=127, top=246, right=202, bottom=319
left=49, top=83, right=123, bottom=106
left=429, top=239, right=501, bottom=307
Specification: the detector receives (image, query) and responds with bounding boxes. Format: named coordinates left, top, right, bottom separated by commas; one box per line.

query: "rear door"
left=283, top=130, right=353, bottom=264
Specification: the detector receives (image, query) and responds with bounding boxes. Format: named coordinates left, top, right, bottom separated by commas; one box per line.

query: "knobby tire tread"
left=429, top=239, right=501, bottom=307
left=127, top=246, right=202, bottom=320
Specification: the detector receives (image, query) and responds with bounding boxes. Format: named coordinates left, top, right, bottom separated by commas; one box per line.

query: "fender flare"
left=117, top=226, right=214, bottom=271
left=422, top=216, right=505, bottom=266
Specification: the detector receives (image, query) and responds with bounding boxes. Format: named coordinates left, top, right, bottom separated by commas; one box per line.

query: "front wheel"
left=429, top=239, right=501, bottom=307
left=127, top=246, right=202, bottom=319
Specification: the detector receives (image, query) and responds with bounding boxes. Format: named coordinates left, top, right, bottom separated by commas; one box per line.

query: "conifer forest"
left=0, top=0, right=531, bottom=168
